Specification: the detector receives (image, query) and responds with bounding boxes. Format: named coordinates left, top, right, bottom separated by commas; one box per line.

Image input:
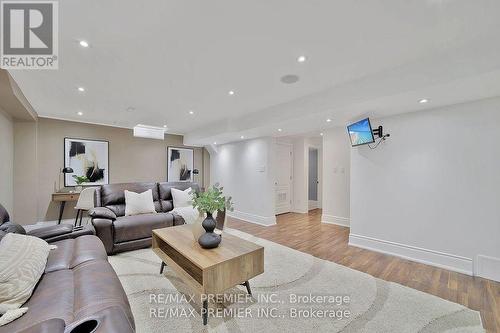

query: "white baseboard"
left=227, top=210, right=276, bottom=226
left=349, top=234, right=474, bottom=276
left=308, top=200, right=318, bottom=210
left=475, top=255, right=500, bottom=282
left=291, top=209, right=308, bottom=214
left=321, top=214, right=350, bottom=227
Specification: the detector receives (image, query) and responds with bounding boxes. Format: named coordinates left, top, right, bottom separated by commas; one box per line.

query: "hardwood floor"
left=227, top=209, right=500, bottom=333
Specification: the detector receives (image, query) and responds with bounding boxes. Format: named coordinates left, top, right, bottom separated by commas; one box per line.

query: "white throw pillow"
left=171, top=187, right=194, bottom=208
left=0, top=233, right=51, bottom=325
left=124, top=189, right=157, bottom=216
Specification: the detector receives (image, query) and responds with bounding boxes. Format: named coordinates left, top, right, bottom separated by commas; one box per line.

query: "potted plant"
left=72, top=175, right=89, bottom=192
left=192, top=183, right=233, bottom=249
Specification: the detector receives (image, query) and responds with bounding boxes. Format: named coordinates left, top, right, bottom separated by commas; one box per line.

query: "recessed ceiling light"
left=228, top=90, right=235, bottom=96
left=320, top=132, right=324, bottom=136
left=189, top=110, right=194, bottom=115
left=77, top=87, right=85, bottom=92
left=163, top=125, right=167, bottom=128
left=79, top=40, right=89, bottom=48
left=326, top=118, right=332, bottom=122
left=419, top=98, right=429, bottom=104
left=278, top=128, right=282, bottom=132
left=297, top=55, right=307, bottom=63
left=77, top=111, right=83, bottom=116
left=213, top=142, right=217, bottom=145
left=240, top=135, right=244, bottom=139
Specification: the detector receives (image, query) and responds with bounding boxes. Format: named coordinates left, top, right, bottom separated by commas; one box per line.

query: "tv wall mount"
left=369, top=125, right=390, bottom=149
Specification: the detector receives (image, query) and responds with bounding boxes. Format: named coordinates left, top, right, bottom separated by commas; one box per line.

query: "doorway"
left=275, top=143, right=293, bottom=215
left=308, top=147, right=319, bottom=210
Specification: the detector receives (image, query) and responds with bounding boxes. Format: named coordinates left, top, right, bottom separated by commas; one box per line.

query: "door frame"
left=274, top=142, right=293, bottom=215
left=307, top=143, right=321, bottom=210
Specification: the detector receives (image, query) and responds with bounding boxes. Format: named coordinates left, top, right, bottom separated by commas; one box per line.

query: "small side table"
left=52, top=192, right=80, bottom=224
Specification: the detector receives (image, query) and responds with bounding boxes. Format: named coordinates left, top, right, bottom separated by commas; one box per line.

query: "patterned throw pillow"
left=0, top=233, right=50, bottom=326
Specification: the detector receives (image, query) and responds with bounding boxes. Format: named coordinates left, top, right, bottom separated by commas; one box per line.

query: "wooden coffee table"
left=152, top=224, right=264, bottom=325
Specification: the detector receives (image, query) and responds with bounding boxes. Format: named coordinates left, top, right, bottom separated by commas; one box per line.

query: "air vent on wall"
left=133, top=124, right=166, bottom=140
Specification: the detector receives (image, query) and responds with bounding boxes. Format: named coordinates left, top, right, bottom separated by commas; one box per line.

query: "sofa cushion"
left=1, top=260, right=133, bottom=333
left=124, top=189, right=156, bottom=216
left=100, top=182, right=161, bottom=217
left=113, top=213, right=173, bottom=243
left=158, top=182, right=200, bottom=213
left=0, top=269, right=75, bottom=332
left=0, top=234, right=50, bottom=317
left=45, top=236, right=107, bottom=273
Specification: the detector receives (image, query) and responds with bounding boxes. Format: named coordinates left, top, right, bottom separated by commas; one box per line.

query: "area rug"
left=108, top=228, right=484, bottom=333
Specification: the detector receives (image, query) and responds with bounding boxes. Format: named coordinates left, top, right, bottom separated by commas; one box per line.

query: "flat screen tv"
left=347, top=118, right=375, bottom=147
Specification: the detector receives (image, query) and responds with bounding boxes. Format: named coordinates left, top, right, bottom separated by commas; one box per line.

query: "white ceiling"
left=8, top=0, right=500, bottom=145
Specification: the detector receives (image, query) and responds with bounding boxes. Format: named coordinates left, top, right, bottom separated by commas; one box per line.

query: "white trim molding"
left=321, top=214, right=350, bottom=227
left=227, top=210, right=276, bottom=226
left=349, top=234, right=474, bottom=275
left=475, top=255, right=500, bottom=282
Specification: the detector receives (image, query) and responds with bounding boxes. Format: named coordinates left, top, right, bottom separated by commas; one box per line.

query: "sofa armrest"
left=171, top=213, right=186, bottom=226
left=0, top=221, right=26, bottom=235
left=92, top=218, right=114, bottom=254
left=27, top=224, right=73, bottom=240
left=89, top=207, right=117, bottom=221
left=16, top=318, right=65, bottom=333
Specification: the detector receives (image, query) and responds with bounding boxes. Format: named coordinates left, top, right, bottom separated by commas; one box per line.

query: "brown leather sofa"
left=90, top=182, right=199, bottom=255
left=0, top=205, right=134, bottom=333
left=0, top=203, right=95, bottom=242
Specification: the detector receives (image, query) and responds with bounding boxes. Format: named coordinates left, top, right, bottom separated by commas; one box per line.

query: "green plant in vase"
left=72, top=175, right=89, bottom=192
left=192, top=183, right=233, bottom=249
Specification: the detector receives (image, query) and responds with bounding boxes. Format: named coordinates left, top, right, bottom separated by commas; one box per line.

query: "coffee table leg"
left=202, top=299, right=208, bottom=325
left=242, top=281, right=252, bottom=295
left=159, top=262, right=166, bottom=274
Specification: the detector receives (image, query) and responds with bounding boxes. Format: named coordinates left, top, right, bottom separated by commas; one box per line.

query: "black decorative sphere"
left=198, top=212, right=221, bottom=249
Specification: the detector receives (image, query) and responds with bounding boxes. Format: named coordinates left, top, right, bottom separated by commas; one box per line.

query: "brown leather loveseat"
left=90, top=182, right=199, bottom=255
left=0, top=204, right=135, bottom=333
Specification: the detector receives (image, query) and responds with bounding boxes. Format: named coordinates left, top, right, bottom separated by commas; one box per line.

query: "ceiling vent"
left=133, top=124, right=166, bottom=140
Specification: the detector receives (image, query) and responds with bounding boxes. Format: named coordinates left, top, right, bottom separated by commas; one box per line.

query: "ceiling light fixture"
left=213, top=142, right=217, bottom=145
left=77, top=87, right=85, bottom=92
left=326, top=118, right=332, bottom=122
left=228, top=90, right=235, bottom=96
left=419, top=98, right=429, bottom=104
left=240, top=135, right=244, bottom=139
left=320, top=132, right=324, bottom=136
left=77, top=111, right=83, bottom=116
left=297, top=55, right=306, bottom=63
left=163, top=125, right=167, bottom=128
left=79, top=40, right=89, bottom=48
left=278, top=128, right=282, bottom=132
left=189, top=110, right=194, bottom=115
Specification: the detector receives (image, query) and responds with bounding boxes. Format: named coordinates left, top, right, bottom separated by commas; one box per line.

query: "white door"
left=275, top=143, right=292, bottom=215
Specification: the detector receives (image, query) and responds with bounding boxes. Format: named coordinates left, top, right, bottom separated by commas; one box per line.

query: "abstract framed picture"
left=64, top=138, right=109, bottom=186
left=167, top=147, right=194, bottom=182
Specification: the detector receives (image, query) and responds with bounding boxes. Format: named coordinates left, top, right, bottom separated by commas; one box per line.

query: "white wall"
left=0, top=109, right=14, bottom=215
left=321, top=127, right=351, bottom=226
left=349, top=97, right=500, bottom=281
left=210, top=137, right=276, bottom=226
